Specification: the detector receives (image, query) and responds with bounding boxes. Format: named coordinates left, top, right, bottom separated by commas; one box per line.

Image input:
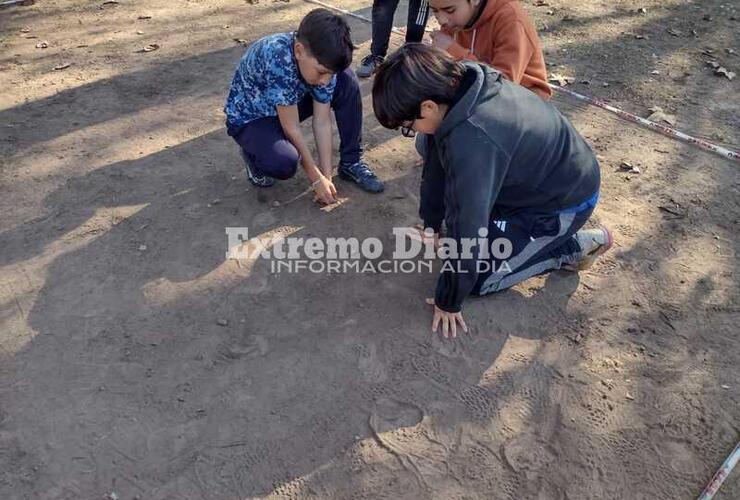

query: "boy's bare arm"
left=277, top=104, right=337, bottom=204
left=311, top=100, right=333, bottom=177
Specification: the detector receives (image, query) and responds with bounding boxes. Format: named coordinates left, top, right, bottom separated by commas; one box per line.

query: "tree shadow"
left=0, top=126, right=583, bottom=498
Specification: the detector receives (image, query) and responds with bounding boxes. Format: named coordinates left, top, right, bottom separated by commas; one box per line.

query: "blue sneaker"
left=240, top=150, right=275, bottom=188
left=338, top=160, right=384, bottom=193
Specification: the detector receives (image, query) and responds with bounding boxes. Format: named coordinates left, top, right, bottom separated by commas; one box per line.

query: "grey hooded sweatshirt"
left=421, top=62, right=600, bottom=312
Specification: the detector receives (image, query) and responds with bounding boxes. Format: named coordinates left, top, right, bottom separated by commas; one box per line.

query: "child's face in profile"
left=429, top=0, right=480, bottom=32
left=294, top=41, right=334, bottom=86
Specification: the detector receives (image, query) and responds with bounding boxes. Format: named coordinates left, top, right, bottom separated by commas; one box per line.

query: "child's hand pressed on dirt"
left=412, top=224, right=440, bottom=249
left=426, top=298, right=468, bottom=339
left=312, top=175, right=337, bottom=205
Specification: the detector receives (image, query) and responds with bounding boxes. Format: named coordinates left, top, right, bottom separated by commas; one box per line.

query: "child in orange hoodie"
left=428, top=0, right=552, bottom=99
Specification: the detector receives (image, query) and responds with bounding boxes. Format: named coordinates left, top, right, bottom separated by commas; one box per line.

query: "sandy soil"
left=0, top=0, right=738, bottom=499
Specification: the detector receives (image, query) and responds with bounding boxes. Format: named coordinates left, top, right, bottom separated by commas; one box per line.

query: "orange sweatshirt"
left=442, top=0, right=552, bottom=99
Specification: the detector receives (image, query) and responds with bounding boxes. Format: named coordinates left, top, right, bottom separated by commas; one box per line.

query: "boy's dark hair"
left=372, top=44, right=466, bottom=130
left=297, top=8, right=355, bottom=73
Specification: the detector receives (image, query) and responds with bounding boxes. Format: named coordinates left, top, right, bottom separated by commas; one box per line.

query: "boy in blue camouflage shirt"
left=225, top=8, right=384, bottom=203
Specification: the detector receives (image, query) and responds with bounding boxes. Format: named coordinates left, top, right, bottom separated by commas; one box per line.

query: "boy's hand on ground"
left=411, top=224, right=440, bottom=249
left=430, top=30, right=454, bottom=50
left=426, top=298, right=468, bottom=339
left=313, top=174, right=337, bottom=205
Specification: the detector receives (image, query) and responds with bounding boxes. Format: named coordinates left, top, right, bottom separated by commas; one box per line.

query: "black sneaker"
left=338, top=160, right=384, bottom=193
left=356, top=54, right=384, bottom=78
left=240, top=150, right=275, bottom=188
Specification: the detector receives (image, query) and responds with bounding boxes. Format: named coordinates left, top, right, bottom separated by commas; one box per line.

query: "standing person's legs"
left=472, top=208, right=595, bottom=295
left=405, top=0, right=430, bottom=43
left=233, top=117, right=300, bottom=181
left=370, top=0, right=402, bottom=58
left=358, top=0, right=401, bottom=77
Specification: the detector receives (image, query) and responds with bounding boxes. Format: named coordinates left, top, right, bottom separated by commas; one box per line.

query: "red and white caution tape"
left=551, top=84, right=739, bottom=162
left=698, top=441, right=740, bottom=500
left=303, top=0, right=739, bottom=162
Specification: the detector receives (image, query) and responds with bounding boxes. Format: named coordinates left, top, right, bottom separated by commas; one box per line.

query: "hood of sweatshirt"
left=435, top=62, right=502, bottom=141
left=468, top=0, right=515, bottom=30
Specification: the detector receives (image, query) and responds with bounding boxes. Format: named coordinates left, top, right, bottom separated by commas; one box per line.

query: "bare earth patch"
left=0, top=0, right=738, bottom=498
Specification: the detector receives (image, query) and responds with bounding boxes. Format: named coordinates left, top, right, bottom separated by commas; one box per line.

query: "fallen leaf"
left=706, top=60, right=720, bottom=69
left=646, top=106, right=677, bottom=126
left=650, top=69, right=660, bottom=75
left=548, top=73, right=574, bottom=86
left=233, top=38, right=248, bottom=45
left=727, top=48, right=736, bottom=55
left=53, top=62, right=72, bottom=70
left=619, top=161, right=641, bottom=174
left=667, top=28, right=681, bottom=37
left=20, top=27, right=30, bottom=33
left=35, top=40, right=48, bottom=48
left=715, top=67, right=736, bottom=80
left=136, top=43, right=159, bottom=52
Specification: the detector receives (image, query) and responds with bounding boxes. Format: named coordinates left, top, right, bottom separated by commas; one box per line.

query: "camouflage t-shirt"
left=224, top=32, right=336, bottom=134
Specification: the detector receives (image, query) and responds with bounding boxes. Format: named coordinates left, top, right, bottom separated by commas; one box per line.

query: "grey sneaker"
left=563, top=226, right=613, bottom=271
left=356, top=54, right=384, bottom=78
left=240, top=150, right=275, bottom=188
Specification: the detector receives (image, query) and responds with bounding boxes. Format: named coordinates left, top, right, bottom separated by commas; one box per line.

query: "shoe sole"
left=338, top=170, right=384, bottom=193
left=564, top=226, right=614, bottom=271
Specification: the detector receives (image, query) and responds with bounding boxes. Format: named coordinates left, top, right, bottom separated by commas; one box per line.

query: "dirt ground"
left=0, top=0, right=738, bottom=498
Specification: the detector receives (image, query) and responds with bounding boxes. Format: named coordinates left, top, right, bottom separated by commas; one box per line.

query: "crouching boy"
left=373, top=44, right=612, bottom=337
left=225, top=8, right=384, bottom=204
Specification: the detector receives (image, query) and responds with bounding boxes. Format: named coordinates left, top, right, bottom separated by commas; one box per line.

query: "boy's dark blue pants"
left=232, top=68, right=363, bottom=179
left=472, top=204, right=595, bottom=296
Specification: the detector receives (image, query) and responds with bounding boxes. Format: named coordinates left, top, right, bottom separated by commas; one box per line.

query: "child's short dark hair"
left=373, top=44, right=466, bottom=130
left=297, top=8, right=355, bottom=73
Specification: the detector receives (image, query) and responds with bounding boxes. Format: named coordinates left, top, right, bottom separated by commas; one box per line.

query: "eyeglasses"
left=400, top=122, right=416, bottom=138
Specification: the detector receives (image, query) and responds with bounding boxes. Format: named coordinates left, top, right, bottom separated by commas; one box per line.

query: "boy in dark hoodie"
left=428, top=0, right=551, bottom=99
left=373, top=44, right=612, bottom=338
